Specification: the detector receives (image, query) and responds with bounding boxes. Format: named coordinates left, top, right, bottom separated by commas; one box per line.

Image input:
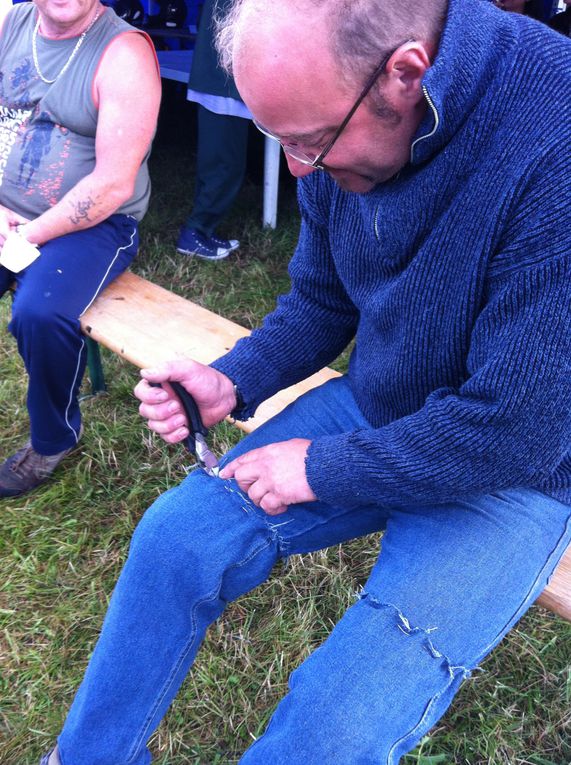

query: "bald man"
left=42, top=1, right=571, bottom=763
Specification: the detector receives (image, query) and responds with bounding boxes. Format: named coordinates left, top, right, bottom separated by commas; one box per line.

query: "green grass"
left=1, top=102, right=570, bottom=764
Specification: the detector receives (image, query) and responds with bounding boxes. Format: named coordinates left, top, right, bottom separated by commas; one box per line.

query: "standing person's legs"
left=0, top=215, right=138, bottom=497
left=56, top=379, right=390, bottom=765
left=186, top=106, right=248, bottom=238
left=239, top=488, right=571, bottom=765
left=177, top=105, right=249, bottom=259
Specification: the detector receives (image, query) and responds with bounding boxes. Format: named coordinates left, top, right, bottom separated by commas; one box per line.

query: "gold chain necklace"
left=32, top=9, right=101, bottom=85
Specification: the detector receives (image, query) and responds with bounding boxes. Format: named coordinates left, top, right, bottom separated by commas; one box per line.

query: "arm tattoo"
left=68, top=196, right=96, bottom=226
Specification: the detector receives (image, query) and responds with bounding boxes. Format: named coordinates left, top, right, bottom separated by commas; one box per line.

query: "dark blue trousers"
left=0, top=215, right=138, bottom=455
left=184, top=105, right=249, bottom=237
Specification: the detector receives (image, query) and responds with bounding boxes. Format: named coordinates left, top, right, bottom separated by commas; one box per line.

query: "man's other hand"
left=0, top=206, right=30, bottom=249
left=220, top=439, right=317, bottom=515
left=135, top=359, right=237, bottom=443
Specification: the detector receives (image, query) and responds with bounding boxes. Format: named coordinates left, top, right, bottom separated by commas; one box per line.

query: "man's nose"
left=284, top=154, right=318, bottom=179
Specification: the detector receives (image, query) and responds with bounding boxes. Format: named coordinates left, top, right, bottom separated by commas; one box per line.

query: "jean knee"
left=129, top=475, right=237, bottom=570
left=242, top=597, right=469, bottom=765
left=129, top=489, right=197, bottom=563
left=129, top=473, right=280, bottom=608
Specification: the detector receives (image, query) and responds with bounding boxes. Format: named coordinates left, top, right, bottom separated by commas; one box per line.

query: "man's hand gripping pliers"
left=151, top=381, right=220, bottom=477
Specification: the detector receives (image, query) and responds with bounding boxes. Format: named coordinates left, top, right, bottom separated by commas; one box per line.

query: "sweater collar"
left=410, top=0, right=512, bottom=166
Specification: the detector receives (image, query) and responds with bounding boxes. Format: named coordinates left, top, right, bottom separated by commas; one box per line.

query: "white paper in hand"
left=0, top=231, right=41, bottom=273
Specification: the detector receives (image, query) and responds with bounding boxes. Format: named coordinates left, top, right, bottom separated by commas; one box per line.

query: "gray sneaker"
left=0, top=440, right=78, bottom=498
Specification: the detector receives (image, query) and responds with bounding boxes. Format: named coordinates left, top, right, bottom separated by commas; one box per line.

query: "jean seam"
left=364, top=599, right=472, bottom=765
left=222, top=479, right=294, bottom=557
left=474, top=512, right=571, bottom=664
left=126, top=536, right=274, bottom=763
left=387, top=514, right=571, bottom=763
left=290, top=505, right=375, bottom=542
left=386, top=668, right=463, bottom=765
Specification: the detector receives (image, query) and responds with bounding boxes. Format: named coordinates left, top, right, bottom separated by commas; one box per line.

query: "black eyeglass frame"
left=254, top=39, right=414, bottom=170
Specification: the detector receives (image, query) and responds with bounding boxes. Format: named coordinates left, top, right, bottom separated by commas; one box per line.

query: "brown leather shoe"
left=0, top=439, right=79, bottom=498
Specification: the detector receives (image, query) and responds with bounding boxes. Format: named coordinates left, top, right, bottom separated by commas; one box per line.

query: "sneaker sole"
left=0, top=486, right=29, bottom=498
left=176, top=247, right=233, bottom=261
left=211, top=240, right=240, bottom=252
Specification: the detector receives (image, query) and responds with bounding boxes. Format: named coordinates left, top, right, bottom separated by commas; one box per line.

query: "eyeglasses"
left=254, top=40, right=411, bottom=171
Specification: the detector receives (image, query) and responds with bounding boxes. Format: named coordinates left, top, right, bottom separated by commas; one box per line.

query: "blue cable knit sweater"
left=213, top=0, right=571, bottom=509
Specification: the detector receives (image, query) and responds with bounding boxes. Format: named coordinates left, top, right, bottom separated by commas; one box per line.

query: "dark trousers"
left=0, top=215, right=138, bottom=455
left=184, top=105, right=249, bottom=237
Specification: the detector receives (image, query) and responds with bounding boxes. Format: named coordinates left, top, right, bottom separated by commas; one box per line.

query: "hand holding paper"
left=0, top=230, right=41, bottom=273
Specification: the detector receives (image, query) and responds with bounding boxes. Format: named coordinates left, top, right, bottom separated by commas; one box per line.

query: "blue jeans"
left=58, top=377, right=571, bottom=765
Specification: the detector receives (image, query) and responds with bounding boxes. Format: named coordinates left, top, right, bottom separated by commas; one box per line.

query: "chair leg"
left=85, top=337, right=107, bottom=395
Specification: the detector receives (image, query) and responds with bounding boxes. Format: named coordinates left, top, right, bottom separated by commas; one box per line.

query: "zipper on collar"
left=374, top=86, right=440, bottom=242
left=410, top=85, right=440, bottom=164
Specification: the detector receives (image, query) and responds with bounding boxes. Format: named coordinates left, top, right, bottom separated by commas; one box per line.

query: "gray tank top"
left=0, top=4, right=155, bottom=221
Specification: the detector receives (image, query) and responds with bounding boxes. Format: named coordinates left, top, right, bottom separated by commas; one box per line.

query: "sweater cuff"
left=210, top=351, right=285, bottom=422
left=210, top=357, right=255, bottom=420
left=305, top=432, right=370, bottom=508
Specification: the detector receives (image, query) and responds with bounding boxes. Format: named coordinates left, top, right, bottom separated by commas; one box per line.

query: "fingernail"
left=167, top=401, right=178, bottom=412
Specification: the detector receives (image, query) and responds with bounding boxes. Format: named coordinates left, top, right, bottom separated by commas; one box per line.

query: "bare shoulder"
left=94, top=29, right=160, bottom=106
left=97, top=30, right=159, bottom=85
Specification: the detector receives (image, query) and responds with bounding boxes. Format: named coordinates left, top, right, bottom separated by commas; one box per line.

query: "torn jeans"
left=58, top=377, right=571, bottom=765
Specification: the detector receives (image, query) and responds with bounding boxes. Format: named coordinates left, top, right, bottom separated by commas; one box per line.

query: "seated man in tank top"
left=0, top=0, right=161, bottom=497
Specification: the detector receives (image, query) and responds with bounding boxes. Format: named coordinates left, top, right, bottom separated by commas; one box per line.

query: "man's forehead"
left=235, top=65, right=348, bottom=144
left=234, top=0, right=332, bottom=69
left=231, top=0, right=354, bottom=138
left=234, top=12, right=340, bottom=97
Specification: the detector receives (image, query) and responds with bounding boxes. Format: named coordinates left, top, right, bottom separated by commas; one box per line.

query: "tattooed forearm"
left=68, top=196, right=96, bottom=226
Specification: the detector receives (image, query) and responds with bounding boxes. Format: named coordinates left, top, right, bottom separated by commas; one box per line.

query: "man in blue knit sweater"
left=43, top=0, right=571, bottom=763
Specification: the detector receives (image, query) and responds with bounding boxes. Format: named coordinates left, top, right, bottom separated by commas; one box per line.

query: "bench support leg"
left=86, top=337, right=107, bottom=395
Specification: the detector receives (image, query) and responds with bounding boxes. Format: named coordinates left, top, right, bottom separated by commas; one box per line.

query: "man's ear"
left=384, top=42, right=432, bottom=105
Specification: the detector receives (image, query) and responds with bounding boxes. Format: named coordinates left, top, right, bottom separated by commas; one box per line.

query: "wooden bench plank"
left=537, top=545, right=571, bottom=620
left=81, top=271, right=340, bottom=434
left=80, top=271, right=570, bottom=621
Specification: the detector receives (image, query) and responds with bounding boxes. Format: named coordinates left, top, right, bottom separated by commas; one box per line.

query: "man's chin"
left=327, top=169, right=392, bottom=194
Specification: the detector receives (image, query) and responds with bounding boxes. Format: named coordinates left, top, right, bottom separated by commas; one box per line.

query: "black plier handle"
left=150, top=381, right=220, bottom=477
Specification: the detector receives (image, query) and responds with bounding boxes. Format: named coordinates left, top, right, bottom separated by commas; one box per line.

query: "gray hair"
left=215, top=0, right=448, bottom=90
left=214, top=0, right=246, bottom=75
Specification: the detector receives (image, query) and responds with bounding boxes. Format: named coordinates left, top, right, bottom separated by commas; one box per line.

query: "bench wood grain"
left=80, top=271, right=571, bottom=622
left=81, top=271, right=340, bottom=434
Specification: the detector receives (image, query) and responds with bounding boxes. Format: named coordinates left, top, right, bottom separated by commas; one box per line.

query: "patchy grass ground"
left=1, top=90, right=570, bottom=765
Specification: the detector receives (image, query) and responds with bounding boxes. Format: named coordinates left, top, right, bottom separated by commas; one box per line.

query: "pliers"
left=151, top=380, right=220, bottom=477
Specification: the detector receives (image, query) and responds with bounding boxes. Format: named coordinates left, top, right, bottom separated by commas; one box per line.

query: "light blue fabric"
left=58, top=378, right=571, bottom=764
